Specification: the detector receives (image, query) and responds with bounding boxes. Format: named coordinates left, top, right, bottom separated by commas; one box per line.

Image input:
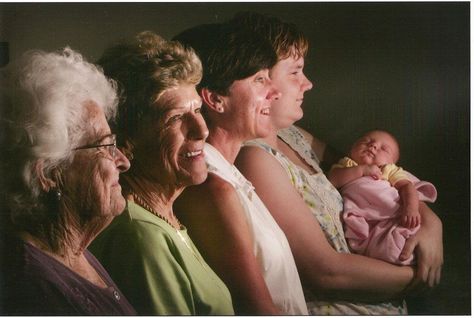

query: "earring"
left=55, top=189, right=62, bottom=201
left=46, top=188, right=62, bottom=204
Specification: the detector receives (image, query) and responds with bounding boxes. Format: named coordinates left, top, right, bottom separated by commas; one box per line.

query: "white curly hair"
left=0, top=47, right=118, bottom=243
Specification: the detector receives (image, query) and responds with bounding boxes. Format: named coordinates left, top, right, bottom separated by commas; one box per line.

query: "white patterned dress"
left=244, top=125, right=407, bottom=315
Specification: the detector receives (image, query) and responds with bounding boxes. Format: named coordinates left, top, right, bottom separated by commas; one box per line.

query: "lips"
left=260, top=108, right=270, bottom=115
left=363, top=150, right=375, bottom=158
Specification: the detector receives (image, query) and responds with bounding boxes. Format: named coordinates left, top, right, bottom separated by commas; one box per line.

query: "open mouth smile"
left=183, top=149, right=203, bottom=158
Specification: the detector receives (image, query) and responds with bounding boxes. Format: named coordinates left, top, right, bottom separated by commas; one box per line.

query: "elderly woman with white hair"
left=0, top=48, right=134, bottom=315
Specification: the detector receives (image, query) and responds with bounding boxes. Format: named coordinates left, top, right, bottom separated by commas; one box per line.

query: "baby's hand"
left=362, top=165, right=382, bottom=180
left=401, top=208, right=421, bottom=228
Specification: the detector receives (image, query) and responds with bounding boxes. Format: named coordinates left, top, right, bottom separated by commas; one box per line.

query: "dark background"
left=0, top=2, right=470, bottom=314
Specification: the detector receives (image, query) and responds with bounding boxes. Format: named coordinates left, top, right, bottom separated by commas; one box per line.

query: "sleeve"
left=92, top=220, right=195, bottom=315
left=382, top=164, right=409, bottom=185
left=330, top=156, right=356, bottom=170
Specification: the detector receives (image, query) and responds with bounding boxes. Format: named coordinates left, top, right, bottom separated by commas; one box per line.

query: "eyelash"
left=167, top=114, right=183, bottom=124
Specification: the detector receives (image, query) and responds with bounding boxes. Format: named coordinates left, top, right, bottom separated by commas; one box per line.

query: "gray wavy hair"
left=0, top=47, right=118, bottom=246
left=97, top=31, right=202, bottom=146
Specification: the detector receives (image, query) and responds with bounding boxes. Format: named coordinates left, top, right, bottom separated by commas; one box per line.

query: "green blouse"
left=91, top=200, right=234, bottom=315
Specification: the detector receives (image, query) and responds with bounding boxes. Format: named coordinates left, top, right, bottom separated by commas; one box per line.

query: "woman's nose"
left=266, top=81, right=281, bottom=101
left=188, top=114, right=209, bottom=140
left=115, top=148, right=131, bottom=172
left=302, top=74, right=313, bottom=92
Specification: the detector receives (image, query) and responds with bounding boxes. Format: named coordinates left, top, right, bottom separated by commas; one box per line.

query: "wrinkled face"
left=349, top=130, right=399, bottom=166
left=220, top=69, right=280, bottom=140
left=135, top=84, right=209, bottom=188
left=269, top=55, right=313, bottom=129
left=65, top=102, right=130, bottom=219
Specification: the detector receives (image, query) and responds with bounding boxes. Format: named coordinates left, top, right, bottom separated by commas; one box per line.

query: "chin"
left=191, top=170, right=208, bottom=185
left=111, top=196, right=127, bottom=216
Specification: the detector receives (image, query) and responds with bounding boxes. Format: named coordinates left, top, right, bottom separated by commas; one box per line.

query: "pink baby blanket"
left=341, top=173, right=437, bottom=265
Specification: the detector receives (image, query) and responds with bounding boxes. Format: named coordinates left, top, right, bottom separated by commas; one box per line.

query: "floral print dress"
left=244, top=125, right=407, bottom=315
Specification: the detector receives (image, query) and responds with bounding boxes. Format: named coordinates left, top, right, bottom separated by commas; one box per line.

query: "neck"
left=20, top=229, right=108, bottom=288
left=207, top=127, right=245, bottom=164
left=262, top=129, right=279, bottom=149
left=20, top=227, right=89, bottom=266
left=260, top=126, right=280, bottom=149
left=124, top=173, right=183, bottom=228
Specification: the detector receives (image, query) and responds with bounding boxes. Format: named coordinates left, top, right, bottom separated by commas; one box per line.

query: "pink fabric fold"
left=341, top=174, right=437, bottom=265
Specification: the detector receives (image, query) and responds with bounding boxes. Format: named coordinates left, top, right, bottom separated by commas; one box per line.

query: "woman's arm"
left=236, top=146, right=415, bottom=302
left=399, top=202, right=443, bottom=288
left=175, top=175, right=280, bottom=315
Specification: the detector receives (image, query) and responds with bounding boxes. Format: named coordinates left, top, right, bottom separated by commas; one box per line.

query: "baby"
left=329, top=130, right=437, bottom=265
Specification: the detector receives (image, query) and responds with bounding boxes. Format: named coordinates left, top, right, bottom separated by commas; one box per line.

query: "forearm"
left=396, top=181, right=419, bottom=214
left=304, top=251, right=414, bottom=302
left=328, top=166, right=363, bottom=188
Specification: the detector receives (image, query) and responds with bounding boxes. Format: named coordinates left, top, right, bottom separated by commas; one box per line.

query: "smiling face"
left=349, top=130, right=400, bottom=166
left=269, top=55, right=313, bottom=129
left=65, top=102, right=130, bottom=220
left=220, top=69, right=280, bottom=141
left=134, top=84, right=209, bottom=188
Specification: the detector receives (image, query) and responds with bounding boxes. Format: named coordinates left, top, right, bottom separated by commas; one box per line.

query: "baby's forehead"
left=363, top=131, right=400, bottom=152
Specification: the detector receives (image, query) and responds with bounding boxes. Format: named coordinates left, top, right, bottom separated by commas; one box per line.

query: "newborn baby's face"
left=349, top=130, right=399, bottom=167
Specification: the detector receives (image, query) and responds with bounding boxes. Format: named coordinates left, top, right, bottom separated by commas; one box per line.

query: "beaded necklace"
left=131, top=192, right=199, bottom=255
left=131, top=192, right=182, bottom=230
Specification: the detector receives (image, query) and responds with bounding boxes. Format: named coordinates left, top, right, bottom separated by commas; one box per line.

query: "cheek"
left=158, top=131, right=184, bottom=174
left=89, top=164, right=114, bottom=212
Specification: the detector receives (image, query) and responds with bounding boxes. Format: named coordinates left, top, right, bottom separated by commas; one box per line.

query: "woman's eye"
left=167, top=114, right=183, bottom=124
left=255, top=76, right=265, bottom=83
left=195, top=107, right=202, bottom=114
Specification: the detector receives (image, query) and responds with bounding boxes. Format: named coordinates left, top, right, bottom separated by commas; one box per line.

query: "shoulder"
left=183, top=173, right=236, bottom=200
left=237, top=140, right=285, bottom=170
left=238, top=142, right=276, bottom=163
left=95, top=205, right=175, bottom=253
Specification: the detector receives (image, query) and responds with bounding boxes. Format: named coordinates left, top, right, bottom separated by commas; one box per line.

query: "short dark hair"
left=173, top=22, right=277, bottom=95
left=229, top=12, right=309, bottom=60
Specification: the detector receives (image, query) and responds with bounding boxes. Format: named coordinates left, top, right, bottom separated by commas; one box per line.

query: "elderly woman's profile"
left=0, top=48, right=135, bottom=314
left=90, top=31, right=234, bottom=315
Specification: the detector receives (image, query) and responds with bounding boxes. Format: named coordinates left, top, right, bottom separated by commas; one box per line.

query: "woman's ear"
left=35, top=160, right=57, bottom=192
left=201, top=88, right=225, bottom=113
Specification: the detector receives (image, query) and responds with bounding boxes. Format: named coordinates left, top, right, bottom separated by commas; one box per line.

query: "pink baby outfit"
left=340, top=171, right=437, bottom=265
